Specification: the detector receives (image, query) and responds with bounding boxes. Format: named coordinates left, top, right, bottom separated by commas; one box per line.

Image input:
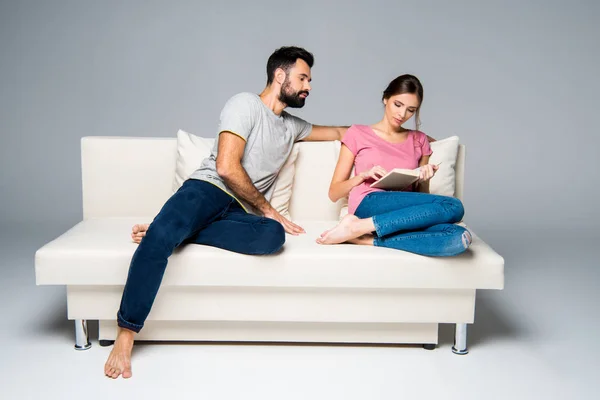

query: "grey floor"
left=1, top=222, right=598, bottom=399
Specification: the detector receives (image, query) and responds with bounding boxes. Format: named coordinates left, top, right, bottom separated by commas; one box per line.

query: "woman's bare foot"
left=131, top=223, right=150, bottom=244
left=318, top=228, right=331, bottom=239
left=104, top=328, right=135, bottom=379
left=316, top=215, right=374, bottom=245
left=348, top=234, right=375, bottom=246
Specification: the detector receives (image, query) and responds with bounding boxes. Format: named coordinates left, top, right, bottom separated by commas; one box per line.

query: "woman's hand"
left=418, top=164, right=439, bottom=182
left=359, top=165, right=388, bottom=182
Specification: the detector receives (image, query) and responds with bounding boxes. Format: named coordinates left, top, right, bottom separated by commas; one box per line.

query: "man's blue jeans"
left=354, top=191, right=471, bottom=257
left=117, top=179, right=285, bottom=333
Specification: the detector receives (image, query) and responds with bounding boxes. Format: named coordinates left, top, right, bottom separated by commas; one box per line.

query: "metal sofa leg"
left=452, top=323, right=468, bottom=355
left=74, top=319, right=92, bottom=350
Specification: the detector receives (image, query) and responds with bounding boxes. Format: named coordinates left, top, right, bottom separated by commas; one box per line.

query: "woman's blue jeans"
left=117, top=179, right=285, bottom=333
left=354, top=191, right=471, bottom=257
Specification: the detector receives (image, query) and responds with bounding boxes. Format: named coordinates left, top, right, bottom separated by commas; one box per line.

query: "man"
left=104, top=46, right=348, bottom=379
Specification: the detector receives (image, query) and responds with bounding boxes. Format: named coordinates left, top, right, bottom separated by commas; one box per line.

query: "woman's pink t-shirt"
left=342, top=124, right=433, bottom=215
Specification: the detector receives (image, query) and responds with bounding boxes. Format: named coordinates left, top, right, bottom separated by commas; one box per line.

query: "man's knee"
left=257, top=218, right=286, bottom=255
left=142, top=223, right=180, bottom=254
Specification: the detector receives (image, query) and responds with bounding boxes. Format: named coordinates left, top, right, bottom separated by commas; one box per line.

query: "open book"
left=369, top=168, right=420, bottom=190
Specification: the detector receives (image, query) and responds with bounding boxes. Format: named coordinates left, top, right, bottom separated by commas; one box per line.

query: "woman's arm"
left=328, top=146, right=363, bottom=202
left=328, top=145, right=387, bottom=202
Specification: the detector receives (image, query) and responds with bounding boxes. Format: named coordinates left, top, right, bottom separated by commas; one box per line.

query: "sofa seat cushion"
left=35, top=218, right=503, bottom=289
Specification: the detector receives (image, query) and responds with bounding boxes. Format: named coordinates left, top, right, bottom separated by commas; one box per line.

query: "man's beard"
left=279, top=77, right=308, bottom=108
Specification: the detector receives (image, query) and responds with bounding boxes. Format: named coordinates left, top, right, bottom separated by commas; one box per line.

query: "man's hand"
left=263, top=208, right=305, bottom=235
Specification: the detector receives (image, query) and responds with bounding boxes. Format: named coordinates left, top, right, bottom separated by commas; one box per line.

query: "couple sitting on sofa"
left=104, top=45, right=471, bottom=379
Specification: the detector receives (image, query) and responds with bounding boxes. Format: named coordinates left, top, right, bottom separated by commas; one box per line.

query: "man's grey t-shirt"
left=190, top=92, right=313, bottom=214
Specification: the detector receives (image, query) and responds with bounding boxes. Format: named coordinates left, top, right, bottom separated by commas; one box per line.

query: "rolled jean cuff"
left=117, top=311, right=143, bottom=333
left=372, top=214, right=383, bottom=237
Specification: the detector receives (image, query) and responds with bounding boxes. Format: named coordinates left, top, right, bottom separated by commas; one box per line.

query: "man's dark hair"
left=266, top=46, right=314, bottom=85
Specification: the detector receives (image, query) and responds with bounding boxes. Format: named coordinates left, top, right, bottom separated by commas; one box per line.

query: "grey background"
left=1, top=1, right=599, bottom=397
left=1, top=0, right=598, bottom=232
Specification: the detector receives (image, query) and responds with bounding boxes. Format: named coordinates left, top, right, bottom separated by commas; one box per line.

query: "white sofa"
left=35, top=136, right=504, bottom=354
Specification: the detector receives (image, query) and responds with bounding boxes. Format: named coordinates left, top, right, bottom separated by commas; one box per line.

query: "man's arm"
left=304, top=125, right=434, bottom=142
left=302, top=125, right=349, bottom=142
left=216, top=132, right=270, bottom=213
left=216, top=132, right=304, bottom=235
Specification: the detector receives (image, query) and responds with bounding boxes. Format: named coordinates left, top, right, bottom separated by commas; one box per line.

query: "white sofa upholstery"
left=35, top=137, right=504, bottom=353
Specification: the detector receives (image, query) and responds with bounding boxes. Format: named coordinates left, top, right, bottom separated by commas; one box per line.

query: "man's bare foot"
left=131, top=223, right=150, bottom=244
left=316, top=214, right=372, bottom=245
left=104, top=328, right=135, bottom=379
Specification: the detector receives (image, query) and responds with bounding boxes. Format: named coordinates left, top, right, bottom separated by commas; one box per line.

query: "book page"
left=369, top=168, right=419, bottom=190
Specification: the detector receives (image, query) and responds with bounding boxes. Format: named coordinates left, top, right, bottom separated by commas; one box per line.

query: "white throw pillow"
left=173, top=129, right=214, bottom=193
left=270, top=144, right=299, bottom=220
left=337, top=136, right=460, bottom=220
left=428, top=135, right=460, bottom=197
left=173, top=129, right=298, bottom=220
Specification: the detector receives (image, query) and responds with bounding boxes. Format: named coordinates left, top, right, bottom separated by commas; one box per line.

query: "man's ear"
left=275, top=68, right=286, bottom=85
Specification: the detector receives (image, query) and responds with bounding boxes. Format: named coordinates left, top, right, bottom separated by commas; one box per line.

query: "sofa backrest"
left=81, top=137, right=465, bottom=220
left=82, top=137, right=176, bottom=219
left=289, top=141, right=346, bottom=221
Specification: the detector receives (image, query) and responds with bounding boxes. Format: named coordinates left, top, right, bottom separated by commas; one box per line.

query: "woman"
left=316, top=74, right=472, bottom=256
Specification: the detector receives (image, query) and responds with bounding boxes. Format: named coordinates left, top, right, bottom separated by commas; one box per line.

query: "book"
left=369, top=168, right=420, bottom=190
